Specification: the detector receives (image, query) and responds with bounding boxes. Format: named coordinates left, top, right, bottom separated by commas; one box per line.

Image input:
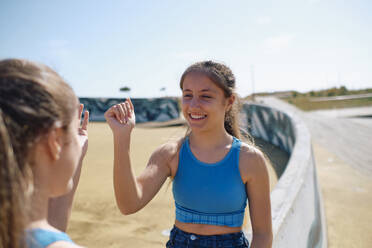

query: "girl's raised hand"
left=104, top=98, right=136, bottom=135
left=78, top=103, right=89, bottom=158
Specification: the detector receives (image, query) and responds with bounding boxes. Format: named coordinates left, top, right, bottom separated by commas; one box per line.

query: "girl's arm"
left=48, top=105, right=89, bottom=231
left=241, top=146, right=273, bottom=248
left=105, top=99, right=173, bottom=215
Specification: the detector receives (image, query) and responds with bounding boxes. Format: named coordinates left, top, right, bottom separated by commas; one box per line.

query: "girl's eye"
left=202, top=95, right=212, bottom=99
left=183, top=94, right=192, bottom=98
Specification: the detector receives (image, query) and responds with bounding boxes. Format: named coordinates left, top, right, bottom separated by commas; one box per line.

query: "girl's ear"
left=46, top=127, right=63, bottom=161
left=226, top=94, right=236, bottom=111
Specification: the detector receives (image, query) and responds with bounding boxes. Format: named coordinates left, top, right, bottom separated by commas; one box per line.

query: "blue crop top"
left=172, top=136, right=247, bottom=227
left=26, top=228, right=74, bottom=248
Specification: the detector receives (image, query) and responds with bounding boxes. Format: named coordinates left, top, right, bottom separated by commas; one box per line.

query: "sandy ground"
left=312, top=141, right=372, bottom=248
left=304, top=109, right=372, bottom=176
left=66, top=123, right=284, bottom=247
left=67, top=123, right=183, bottom=247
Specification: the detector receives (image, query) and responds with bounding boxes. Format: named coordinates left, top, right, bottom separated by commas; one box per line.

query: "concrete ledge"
left=242, top=102, right=327, bottom=248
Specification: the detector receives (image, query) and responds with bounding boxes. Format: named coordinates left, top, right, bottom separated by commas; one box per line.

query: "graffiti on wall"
left=241, top=103, right=295, bottom=154
left=79, top=97, right=180, bottom=123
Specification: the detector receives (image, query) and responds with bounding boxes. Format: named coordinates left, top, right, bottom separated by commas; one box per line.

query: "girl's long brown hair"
left=0, top=110, right=28, bottom=248
left=0, top=59, right=78, bottom=248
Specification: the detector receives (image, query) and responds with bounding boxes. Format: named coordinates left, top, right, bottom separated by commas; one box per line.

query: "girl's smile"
left=188, top=113, right=207, bottom=120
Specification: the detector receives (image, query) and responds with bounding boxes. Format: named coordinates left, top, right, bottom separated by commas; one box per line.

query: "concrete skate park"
left=78, top=96, right=331, bottom=247
left=259, top=97, right=372, bottom=248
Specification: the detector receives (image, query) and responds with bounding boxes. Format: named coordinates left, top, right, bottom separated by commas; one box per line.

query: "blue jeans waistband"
left=166, top=225, right=249, bottom=248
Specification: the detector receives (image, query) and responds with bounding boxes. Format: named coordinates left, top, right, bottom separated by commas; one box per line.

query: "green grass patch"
left=282, top=97, right=372, bottom=111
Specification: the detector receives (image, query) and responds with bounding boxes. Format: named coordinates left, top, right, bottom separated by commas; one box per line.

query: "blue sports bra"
left=26, top=228, right=74, bottom=248
left=172, top=136, right=247, bottom=227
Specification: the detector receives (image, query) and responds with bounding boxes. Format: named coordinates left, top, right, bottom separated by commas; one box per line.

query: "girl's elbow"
left=116, top=199, right=141, bottom=215
left=119, top=207, right=136, bottom=215
left=117, top=203, right=140, bottom=215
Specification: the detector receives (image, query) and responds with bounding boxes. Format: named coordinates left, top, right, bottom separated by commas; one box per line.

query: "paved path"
left=257, top=97, right=372, bottom=176
left=256, top=97, right=372, bottom=248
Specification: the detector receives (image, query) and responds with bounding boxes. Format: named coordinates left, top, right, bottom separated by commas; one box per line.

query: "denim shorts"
left=166, top=226, right=249, bottom=248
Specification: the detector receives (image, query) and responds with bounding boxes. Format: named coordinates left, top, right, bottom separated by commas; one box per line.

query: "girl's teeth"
left=190, top=114, right=205, bottom=119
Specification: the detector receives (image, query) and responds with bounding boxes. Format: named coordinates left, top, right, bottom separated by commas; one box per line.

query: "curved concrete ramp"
left=242, top=102, right=327, bottom=248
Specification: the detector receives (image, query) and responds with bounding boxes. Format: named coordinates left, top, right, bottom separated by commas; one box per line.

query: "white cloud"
left=48, top=39, right=70, bottom=48
left=256, top=16, right=272, bottom=25
left=41, top=39, right=73, bottom=73
left=171, top=50, right=209, bottom=62
left=307, top=0, right=322, bottom=4
left=46, top=39, right=72, bottom=58
left=263, top=34, right=295, bottom=53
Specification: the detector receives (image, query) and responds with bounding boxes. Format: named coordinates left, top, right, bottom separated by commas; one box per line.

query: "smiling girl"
left=105, top=61, right=272, bottom=248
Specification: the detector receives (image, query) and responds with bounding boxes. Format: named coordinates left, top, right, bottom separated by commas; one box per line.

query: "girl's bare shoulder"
left=150, top=137, right=184, bottom=177
left=239, top=142, right=269, bottom=181
left=151, top=137, right=185, bottom=163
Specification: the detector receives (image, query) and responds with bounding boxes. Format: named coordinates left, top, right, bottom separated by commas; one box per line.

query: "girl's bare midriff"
left=175, top=220, right=242, bottom=235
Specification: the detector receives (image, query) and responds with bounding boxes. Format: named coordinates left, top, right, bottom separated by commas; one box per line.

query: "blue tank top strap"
left=231, top=136, right=241, bottom=156
left=26, top=228, right=74, bottom=248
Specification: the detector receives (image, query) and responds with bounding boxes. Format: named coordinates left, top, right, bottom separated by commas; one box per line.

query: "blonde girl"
left=0, top=59, right=89, bottom=248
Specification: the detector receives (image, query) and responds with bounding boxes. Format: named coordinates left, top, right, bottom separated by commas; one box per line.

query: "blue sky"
left=1, top=0, right=371, bottom=98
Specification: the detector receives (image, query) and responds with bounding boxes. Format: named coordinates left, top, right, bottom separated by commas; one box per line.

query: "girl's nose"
left=189, top=97, right=200, bottom=108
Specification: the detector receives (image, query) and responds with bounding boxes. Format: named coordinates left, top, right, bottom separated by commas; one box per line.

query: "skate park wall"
left=241, top=102, right=327, bottom=248
left=79, top=97, right=180, bottom=123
